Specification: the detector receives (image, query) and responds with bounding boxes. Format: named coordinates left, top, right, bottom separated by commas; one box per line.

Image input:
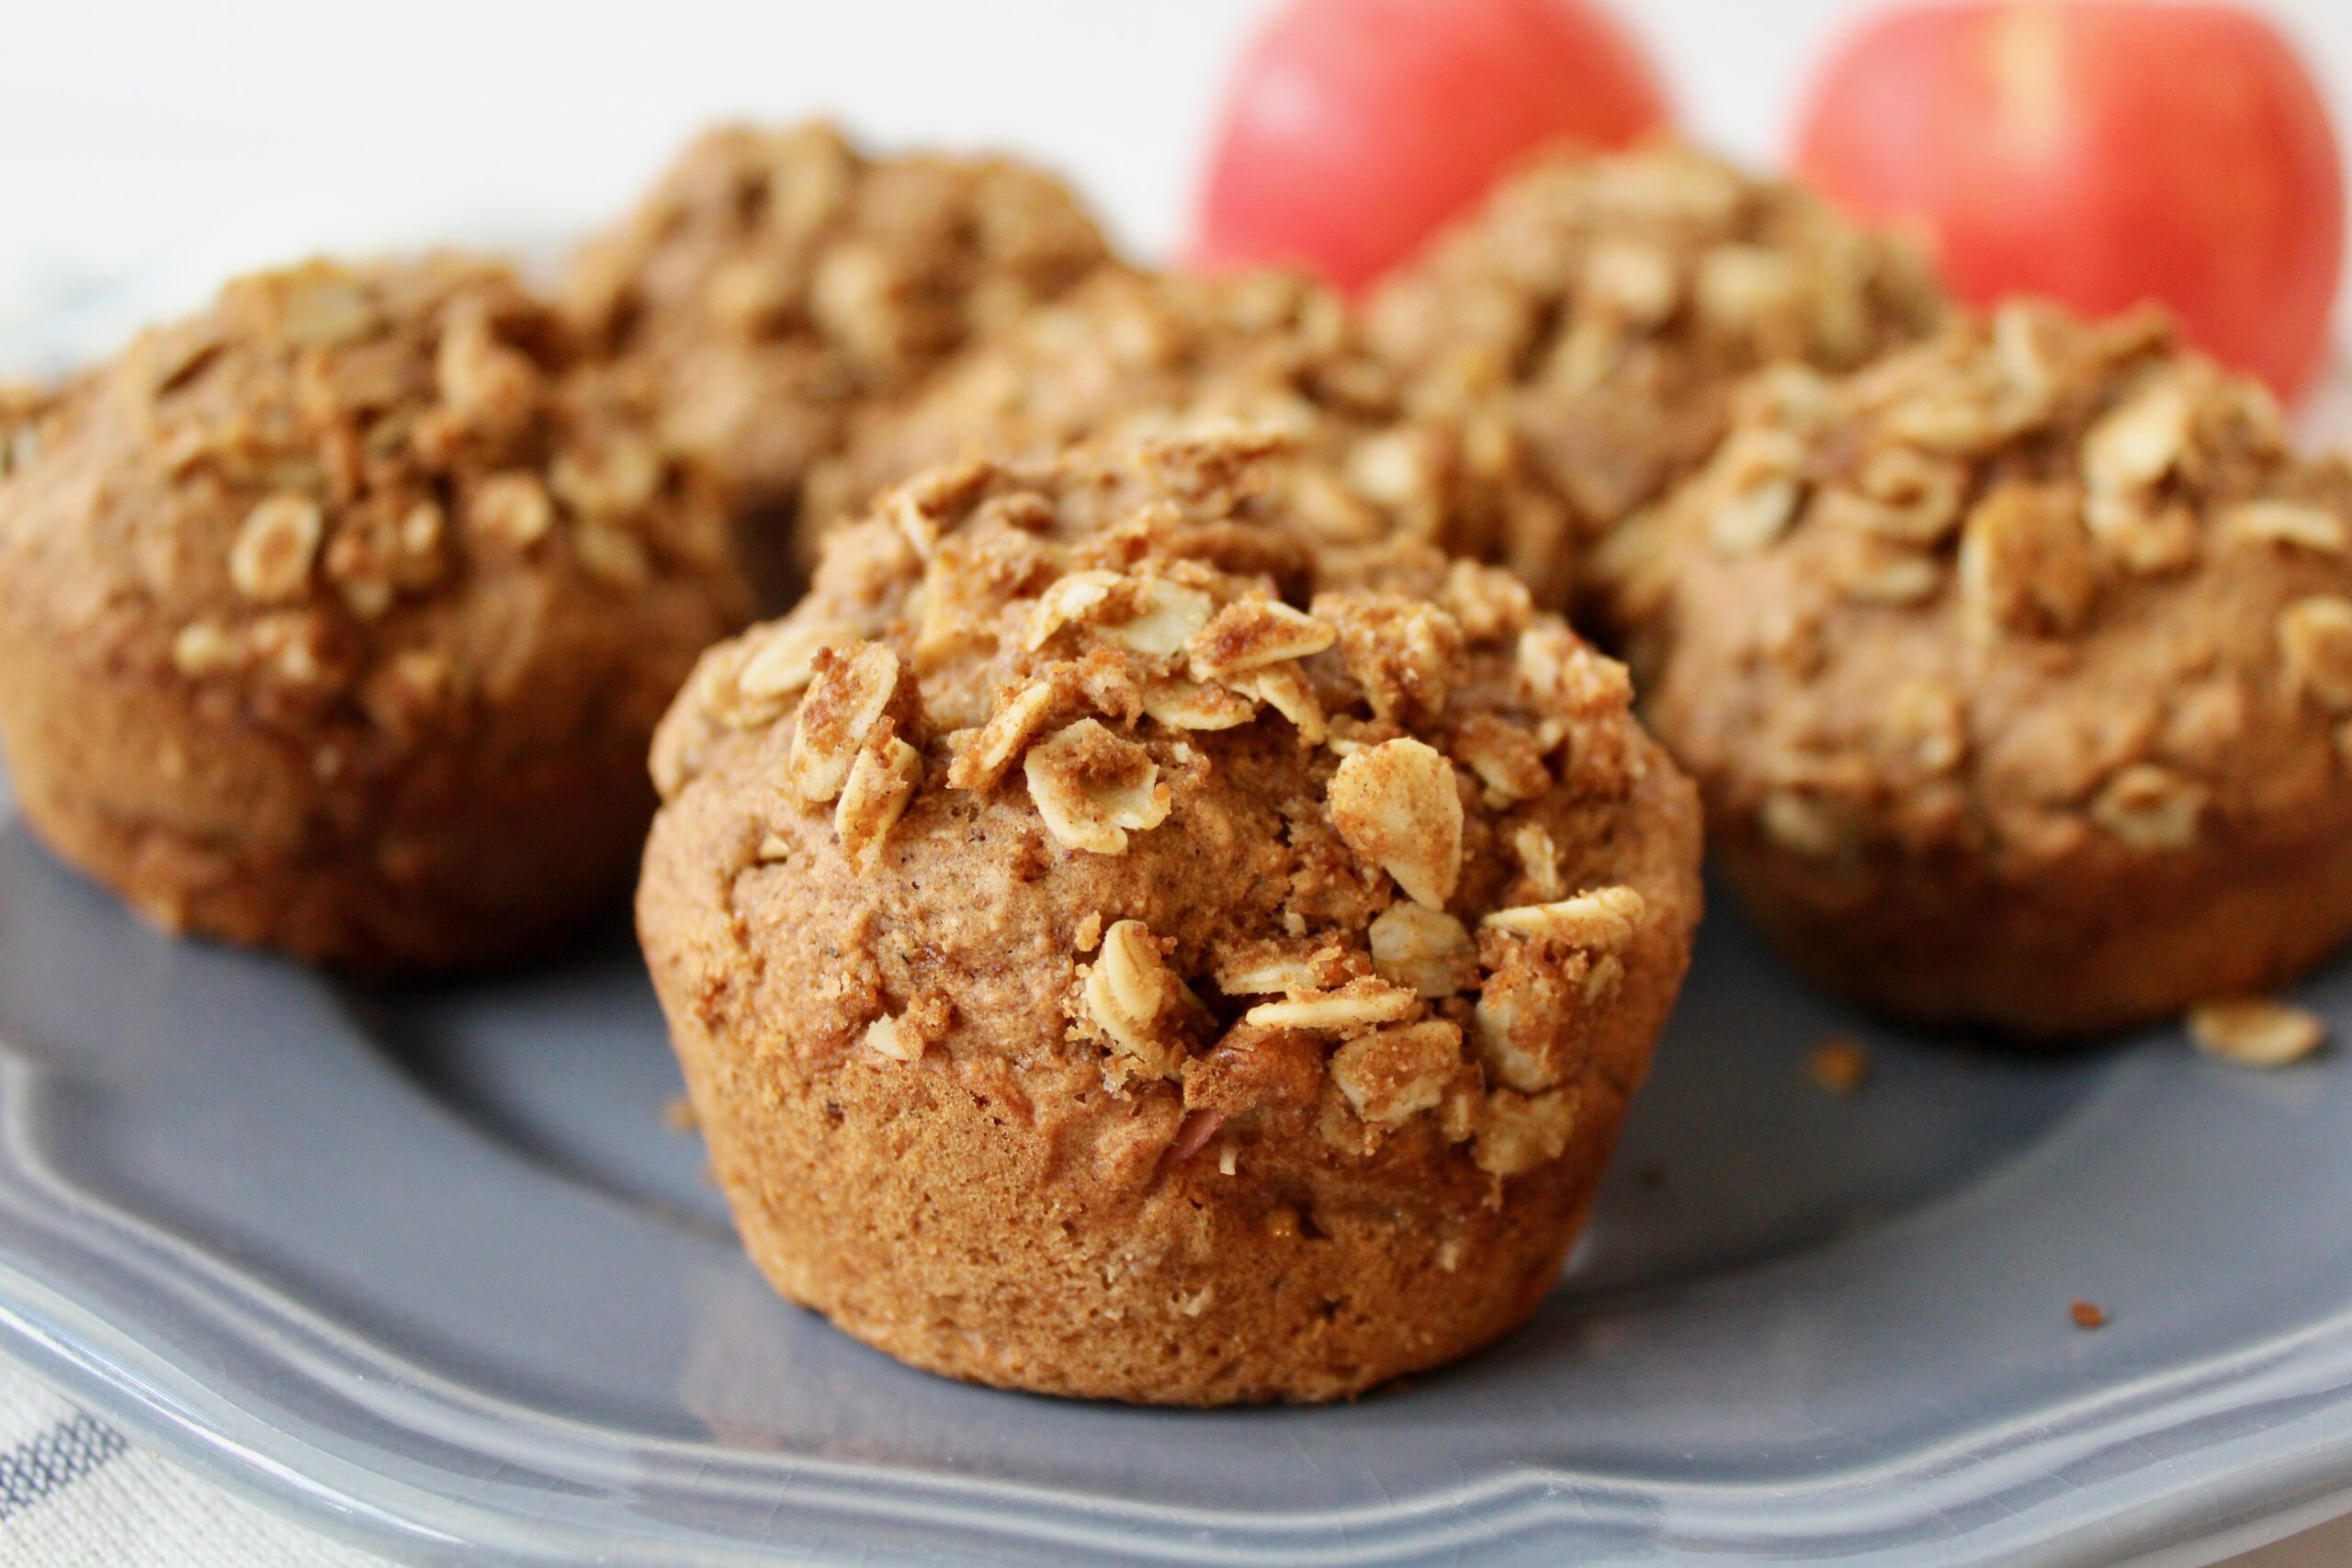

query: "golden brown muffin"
left=1367, top=141, right=1947, bottom=626
left=564, top=120, right=1112, bottom=585
left=638, top=436, right=1702, bottom=1404
left=0, top=257, right=752, bottom=971
left=805, top=267, right=1576, bottom=601
left=1611, top=301, right=2352, bottom=1038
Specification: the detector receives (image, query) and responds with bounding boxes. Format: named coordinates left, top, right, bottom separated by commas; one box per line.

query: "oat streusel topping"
left=0, top=257, right=744, bottom=749
left=1367, top=141, right=1948, bottom=592
left=0, top=382, right=53, bottom=480
left=650, top=436, right=1692, bottom=1179
left=1627, top=299, right=2352, bottom=885
left=565, top=121, right=1113, bottom=515
left=807, top=268, right=1577, bottom=601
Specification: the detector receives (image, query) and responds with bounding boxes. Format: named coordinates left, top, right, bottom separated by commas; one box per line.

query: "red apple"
left=1794, top=1, right=2344, bottom=400
left=1193, top=0, right=1669, bottom=291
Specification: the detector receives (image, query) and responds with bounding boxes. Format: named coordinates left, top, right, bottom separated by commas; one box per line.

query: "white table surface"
left=5, top=3, right=2352, bottom=1562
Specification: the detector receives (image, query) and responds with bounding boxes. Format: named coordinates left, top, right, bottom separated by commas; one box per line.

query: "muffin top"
left=0, top=256, right=748, bottom=759
left=565, top=120, right=1113, bottom=510
left=1617, top=300, right=2352, bottom=881
left=1366, top=141, right=1947, bottom=548
left=648, top=437, right=1699, bottom=1191
left=808, top=268, right=1576, bottom=602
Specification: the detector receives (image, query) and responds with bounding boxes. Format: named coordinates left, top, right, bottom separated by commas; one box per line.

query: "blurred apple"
left=1794, top=1, right=2344, bottom=400
left=1193, top=0, right=1668, bottom=291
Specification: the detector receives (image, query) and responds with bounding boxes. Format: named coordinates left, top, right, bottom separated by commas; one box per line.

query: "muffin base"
left=0, top=616, right=660, bottom=975
left=668, top=1026, right=1619, bottom=1404
left=1718, top=816, right=2352, bottom=1040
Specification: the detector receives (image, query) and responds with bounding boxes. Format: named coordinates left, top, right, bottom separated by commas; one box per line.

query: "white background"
left=3, top=3, right=2351, bottom=1562
left=5, top=0, right=2352, bottom=365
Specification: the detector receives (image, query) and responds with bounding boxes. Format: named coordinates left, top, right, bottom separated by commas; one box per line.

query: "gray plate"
left=6, top=767, right=2352, bottom=1567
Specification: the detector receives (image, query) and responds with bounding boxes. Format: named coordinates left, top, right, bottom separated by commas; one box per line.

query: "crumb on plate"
left=2187, top=997, right=2326, bottom=1067
left=1806, top=1035, right=1871, bottom=1095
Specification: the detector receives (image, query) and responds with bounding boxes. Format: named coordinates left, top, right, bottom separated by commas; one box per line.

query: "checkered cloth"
left=0, top=1357, right=389, bottom=1568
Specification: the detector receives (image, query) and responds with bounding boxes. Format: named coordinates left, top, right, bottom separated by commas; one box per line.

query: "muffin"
left=565, top=120, right=1112, bottom=588
left=805, top=267, right=1576, bottom=601
left=637, top=436, right=1702, bottom=1404
left=1612, top=300, right=2352, bottom=1037
left=1366, top=141, right=1947, bottom=625
left=0, top=258, right=752, bottom=971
